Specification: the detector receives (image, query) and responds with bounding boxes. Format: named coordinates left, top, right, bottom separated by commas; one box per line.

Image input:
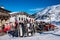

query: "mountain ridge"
left=32, top=4, right=60, bottom=22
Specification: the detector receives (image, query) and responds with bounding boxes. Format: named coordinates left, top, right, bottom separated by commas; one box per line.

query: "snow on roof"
left=9, top=12, right=18, bottom=14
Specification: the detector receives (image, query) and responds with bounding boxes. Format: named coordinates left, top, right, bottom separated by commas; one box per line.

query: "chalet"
left=0, top=7, right=11, bottom=26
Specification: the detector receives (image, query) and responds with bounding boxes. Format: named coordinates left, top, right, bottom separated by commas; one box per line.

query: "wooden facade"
left=0, top=7, right=11, bottom=26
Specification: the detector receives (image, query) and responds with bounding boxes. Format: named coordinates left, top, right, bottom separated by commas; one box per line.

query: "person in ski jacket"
left=4, top=23, right=11, bottom=32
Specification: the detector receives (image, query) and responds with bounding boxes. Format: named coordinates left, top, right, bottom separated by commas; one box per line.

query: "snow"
left=54, top=30, right=60, bottom=35
left=0, top=32, right=60, bottom=40
left=0, top=23, right=60, bottom=40
left=35, top=4, right=60, bottom=22
left=52, top=24, right=60, bottom=35
left=9, top=12, right=18, bottom=14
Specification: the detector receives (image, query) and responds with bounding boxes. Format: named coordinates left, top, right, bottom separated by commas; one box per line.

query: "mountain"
left=33, top=4, right=60, bottom=22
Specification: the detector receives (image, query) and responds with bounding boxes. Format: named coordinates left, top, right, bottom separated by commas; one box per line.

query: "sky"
left=0, top=0, right=60, bottom=14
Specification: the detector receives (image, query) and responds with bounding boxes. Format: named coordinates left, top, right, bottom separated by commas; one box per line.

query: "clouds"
left=29, top=8, right=44, bottom=12
left=28, top=8, right=44, bottom=14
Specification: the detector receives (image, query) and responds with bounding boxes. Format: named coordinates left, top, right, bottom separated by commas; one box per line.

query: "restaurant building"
left=0, top=7, right=11, bottom=26
left=10, top=12, right=35, bottom=23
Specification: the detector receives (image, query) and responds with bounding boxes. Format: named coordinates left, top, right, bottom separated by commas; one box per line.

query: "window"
left=21, top=18, right=23, bottom=21
left=19, top=17, right=20, bottom=20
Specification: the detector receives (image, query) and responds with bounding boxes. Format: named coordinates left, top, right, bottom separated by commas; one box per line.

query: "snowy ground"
left=0, top=24, right=60, bottom=40
left=0, top=31, right=60, bottom=40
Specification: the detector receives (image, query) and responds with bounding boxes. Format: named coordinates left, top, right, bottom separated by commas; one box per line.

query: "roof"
left=10, top=12, right=34, bottom=18
left=0, top=7, right=11, bottom=17
left=10, top=12, right=30, bottom=16
left=0, top=7, right=11, bottom=12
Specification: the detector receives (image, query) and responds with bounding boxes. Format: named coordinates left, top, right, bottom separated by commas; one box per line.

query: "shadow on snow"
left=38, top=32, right=60, bottom=36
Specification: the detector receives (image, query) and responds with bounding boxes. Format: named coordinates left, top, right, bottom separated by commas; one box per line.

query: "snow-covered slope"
left=35, top=4, right=60, bottom=22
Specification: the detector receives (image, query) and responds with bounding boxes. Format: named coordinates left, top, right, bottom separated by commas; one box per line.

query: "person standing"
left=19, top=21, right=26, bottom=37
left=26, top=22, right=30, bottom=36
